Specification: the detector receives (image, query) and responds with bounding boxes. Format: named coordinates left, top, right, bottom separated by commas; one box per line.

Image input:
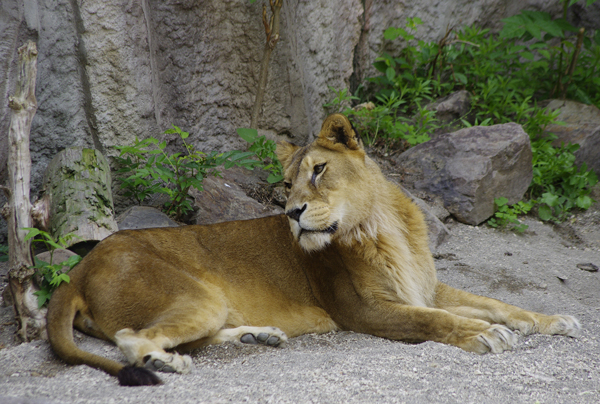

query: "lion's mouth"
left=298, top=221, right=338, bottom=238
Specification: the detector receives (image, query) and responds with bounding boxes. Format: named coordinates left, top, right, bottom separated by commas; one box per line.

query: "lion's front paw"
left=457, top=324, right=517, bottom=354
left=240, top=326, right=288, bottom=347
left=143, top=351, right=193, bottom=374
left=539, top=315, right=581, bottom=337
left=477, top=324, right=517, bottom=354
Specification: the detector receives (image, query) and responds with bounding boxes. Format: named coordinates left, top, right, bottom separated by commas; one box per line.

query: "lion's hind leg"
left=115, top=328, right=193, bottom=374
left=114, top=286, right=230, bottom=374
left=434, top=282, right=580, bottom=337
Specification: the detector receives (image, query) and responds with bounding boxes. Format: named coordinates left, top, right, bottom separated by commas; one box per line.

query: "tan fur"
left=47, top=114, right=580, bottom=381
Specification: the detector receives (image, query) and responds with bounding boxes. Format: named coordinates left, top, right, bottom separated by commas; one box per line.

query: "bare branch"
left=250, top=0, right=283, bottom=129
left=6, top=41, right=44, bottom=341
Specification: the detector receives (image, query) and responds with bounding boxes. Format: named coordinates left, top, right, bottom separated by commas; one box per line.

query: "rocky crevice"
left=68, top=0, right=103, bottom=154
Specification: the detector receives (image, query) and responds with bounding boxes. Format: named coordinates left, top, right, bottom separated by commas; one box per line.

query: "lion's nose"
left=285, top=204, right=307, bottom=222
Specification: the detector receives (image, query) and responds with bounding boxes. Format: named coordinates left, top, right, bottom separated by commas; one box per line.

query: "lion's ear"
left=276, top=141, right=300, bottom=170
left=316, top=114, right=363, bottom=151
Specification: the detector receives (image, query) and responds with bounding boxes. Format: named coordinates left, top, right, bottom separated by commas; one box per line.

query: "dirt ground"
left=0, top=199, right=599, bottom=403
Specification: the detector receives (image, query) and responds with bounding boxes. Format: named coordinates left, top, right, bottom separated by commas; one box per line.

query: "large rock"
left=116, top=206, right=180, bottom=231
left=398, top=185, right=450, bottom=252
left=190, top=171, right=283, bottom=226
left=542, top=99, right=600, bottom=176
left=394, top=123, right=532, bottom=225
left=567, top=0, right=600, bottom=30
left=427, top=90, right=471, bottom=125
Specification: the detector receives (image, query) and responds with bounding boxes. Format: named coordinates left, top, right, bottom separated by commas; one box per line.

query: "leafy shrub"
left=236, top=128, right=284, bottom=183
left=487, top=198, right=533, bottom=233
left=24, top=228, right=82, bottom=308
left=530, top=136, right=598, bottom=221
left=115, top=125, right=259, bottom=220
left=499, top=3, right=600, bottom=105
left=324, top=85, right=435, bottom=147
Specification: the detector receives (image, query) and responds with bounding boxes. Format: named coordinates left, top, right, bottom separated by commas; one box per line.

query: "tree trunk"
left=39, top=147, right=118, bottom=251
left=4, top=41, right=46, bottom=341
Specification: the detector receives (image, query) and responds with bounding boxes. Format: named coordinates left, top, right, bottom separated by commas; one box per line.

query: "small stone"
left=577, top=263, right=599, bottom=272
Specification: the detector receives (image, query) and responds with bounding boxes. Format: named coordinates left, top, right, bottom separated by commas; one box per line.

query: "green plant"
left=359, top=10, right=599, bottom=223
left=500, top=0, right=600, bottom=104
left=324, top=88, right=435, bottom=148
left=236, top=128, right=284, bottom=183
left=323, top=86, right=359, bottom=115
left=530, top=136, right=598, bottom=221
left=115, top=125, right=259, bottom=220
left=371, top=4, right=600, bottom=122
left=488, top=197, right=533, bottom=233
left=23, top=228, right=82, bottom=308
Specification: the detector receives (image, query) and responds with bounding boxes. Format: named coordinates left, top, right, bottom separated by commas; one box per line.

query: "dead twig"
left=250, top=0, right=283, bottom=129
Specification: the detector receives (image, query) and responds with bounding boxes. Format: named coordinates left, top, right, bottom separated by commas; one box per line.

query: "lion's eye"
left=314, top=163, right=326, bottom=175
left=284, top=181, right=292, bottom=190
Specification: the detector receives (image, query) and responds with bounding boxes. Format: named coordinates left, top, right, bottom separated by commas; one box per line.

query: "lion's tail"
left=47, top=285, right=161, bottom=386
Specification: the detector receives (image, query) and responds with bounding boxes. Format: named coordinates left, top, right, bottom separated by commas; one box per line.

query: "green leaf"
left=521, top=51, right=534, bottom=60
left=229, top=151, right=256, bottom=162
left=540, top=192, right=560, bottom=207
left=373, top=60, right=389, bottom=73
left=494, top=197, right=509, bottom=207
left=454, top=73, right=467, bottom=84
left=50, top=273, right=71, bottom=287
left=538, top=204, right=553, bottom=221
left=34, top=289, right=52, bottom=308
left=383, top=27, right=400, bottom=41
left=237, top=128, right=258, bottom=143
left=267, top=173, right=284, bottom=184
left=385, top=66, right=396, bottom=82
left=535, top=19, right=564, bottom=38
left=64, top=255, right=82, bottom=268
left=576, top=195, right=592, bottom=209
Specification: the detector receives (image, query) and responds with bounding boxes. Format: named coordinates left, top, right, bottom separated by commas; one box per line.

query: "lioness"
left=47, top=114, right=580, bottom=386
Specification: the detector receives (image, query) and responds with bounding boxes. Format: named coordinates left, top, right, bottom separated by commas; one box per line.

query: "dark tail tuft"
left=117, top=366, right=162, bottom=386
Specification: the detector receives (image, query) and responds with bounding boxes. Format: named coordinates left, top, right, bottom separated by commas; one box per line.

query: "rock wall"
left=0, top=0, right=566, bottom=202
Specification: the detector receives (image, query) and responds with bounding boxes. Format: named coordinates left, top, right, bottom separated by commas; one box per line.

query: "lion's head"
left=276, top=114, right=389, bottom=252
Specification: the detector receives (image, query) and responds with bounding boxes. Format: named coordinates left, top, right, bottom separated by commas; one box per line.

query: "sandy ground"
left=0, top=206, right=599, bottom=403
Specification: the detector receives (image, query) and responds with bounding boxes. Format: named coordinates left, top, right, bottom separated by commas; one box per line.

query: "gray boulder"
left=426, top=90, right=471, bottom=126
left=190, top=171, right=283, bottom=226
left=394, top=123, right=532, bottom=225
left=542, top=99, right=600, bottom=176
left=567, top=0, right=600, bottom=30
left=116, top=206, right=180, bottom=231
left=398, top=185, right=450, bottom=253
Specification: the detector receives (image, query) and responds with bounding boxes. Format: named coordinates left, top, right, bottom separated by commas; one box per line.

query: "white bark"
left=5, top=41, right=47, bottom=341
